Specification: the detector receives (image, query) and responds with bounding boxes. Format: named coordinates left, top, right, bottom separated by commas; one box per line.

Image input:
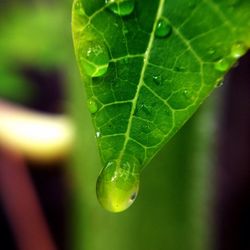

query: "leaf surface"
left=72, top=0, right=250, bottom=169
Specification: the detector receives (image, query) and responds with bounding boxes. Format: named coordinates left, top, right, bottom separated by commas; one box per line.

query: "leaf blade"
left=72, top=0, right=250, bottom=169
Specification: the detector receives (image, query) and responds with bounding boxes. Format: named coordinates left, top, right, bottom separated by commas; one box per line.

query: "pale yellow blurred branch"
left=0, top=100, right=75, bottom=164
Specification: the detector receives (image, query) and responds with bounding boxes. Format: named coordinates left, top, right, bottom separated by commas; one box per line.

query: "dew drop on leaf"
left=96, top=131, right=101, bottom=138
left=155, top=18, right=172, bottom=38
left=214, top=58, right=231, bottom=72
left=141, top=104, right=151, bottom=115
left=174, top=66, right=186, bottom=72
left=208, top=48, right=215, bottom=55
left=96, top=159, right=140, bottom=213
left=78, top=40, right=110, bottom=77
left=215, top=78, right=224, bottom=88
left=230, top=42, right=247, bottom=59
left=168, top=89, right=195, bottom=109
left=141, top=123, right=151, bottom=133
left=106, top=0, right=135, bottom=16
left=152, top=74, right=162, bottom=86
left=87, top=98, right=98, bottom=114
left=73, top=0, right=86, bottom=17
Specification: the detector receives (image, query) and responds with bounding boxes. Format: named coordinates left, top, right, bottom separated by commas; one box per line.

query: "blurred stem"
left=0, top=147, right=56, bottom=250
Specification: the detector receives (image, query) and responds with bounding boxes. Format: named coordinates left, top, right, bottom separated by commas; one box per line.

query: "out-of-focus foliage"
left=0, top=1, right=73, bottom=104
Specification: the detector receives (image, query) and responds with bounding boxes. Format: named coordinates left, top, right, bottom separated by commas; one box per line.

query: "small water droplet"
left=140, top=104, right=151, bottom=115
left=216, top=80, right=224, bottom=88
left=168, top=89, right=195, bottom=109
left=174, top=66, right=186, bottom=72
left=155, top=18, right=172, bottom=38
left=230, top=42, right=247, bottom=59
left=106, top=0, right=135, bottom=16
left=134, top=103, right=151, bottom=116
left=96, top=131, right=101, bottom=138
left=214, top=58, right=231, bottom=72
left=87, top=98, right=98, bottom=114
left=141, top=123, right=151, bottom=133
left=152, top=74, right=162, bottom=86
left=79, top=40, right=110, bottom=77
left=208, top=48, right=215, bottom=55
left=73, top=0, right=85, bottom=16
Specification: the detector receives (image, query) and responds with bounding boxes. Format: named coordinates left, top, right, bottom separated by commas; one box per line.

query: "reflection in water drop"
left=106, top=0, right=135, bottom=16
left=78, top=40, right=110, bottom=77
left=130, top=192, right=137, bottom=201
left=155, top=18, right=172, bottom=38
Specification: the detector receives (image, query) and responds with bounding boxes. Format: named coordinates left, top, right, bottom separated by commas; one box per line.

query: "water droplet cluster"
left=214, top=42, right=247, bottom=72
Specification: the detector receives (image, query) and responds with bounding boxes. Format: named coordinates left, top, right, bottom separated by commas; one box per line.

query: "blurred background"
left=0, top=1, right=249, bottom=250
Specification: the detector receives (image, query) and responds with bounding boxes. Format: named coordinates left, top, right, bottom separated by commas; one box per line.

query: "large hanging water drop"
left=96, top=159, right=140, bottom=213
left=106, top=0, right=135, bottom=16
left=155, top=18, right=172, bottom=38
left=78, top=40, right=110, bottom=77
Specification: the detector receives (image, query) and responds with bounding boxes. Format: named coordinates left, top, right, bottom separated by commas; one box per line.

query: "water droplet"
left=79, top=40, right=110, bottom=77
left=96, top=131, right=101, bottom=138
left=106, top=0, right=135, bottom=16
left=208, top=48, right=215, bottom=55
left=215, top=79, right=224, bottom=88
left=152, top=74, right=162, bottom=86
left=134, top=103, right=151, bottom=116
left=155, top=18, right=172, bottom=38
left=230, top=42, right=247, bottom=59
left=140, top=104, right=151, bottom=115
left=174, top=66, right=186, bottom=72
left=168, top=89, right=196, bottom=109
left=214, top=58, right=231, bottom=72
left=96, top=159, right=140, bottom=213
left=73, top=0, right=85, bottom=16
left=87, top=98, right=98, bottom=114
left=141, top=123, right=151, bottom=133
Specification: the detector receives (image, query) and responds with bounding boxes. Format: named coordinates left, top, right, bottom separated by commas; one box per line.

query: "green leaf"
left=72, top=0, right=250, bottom=212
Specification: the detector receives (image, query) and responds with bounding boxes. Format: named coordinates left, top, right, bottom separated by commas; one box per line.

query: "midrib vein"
left=118, top=0, right=165, bottom=163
